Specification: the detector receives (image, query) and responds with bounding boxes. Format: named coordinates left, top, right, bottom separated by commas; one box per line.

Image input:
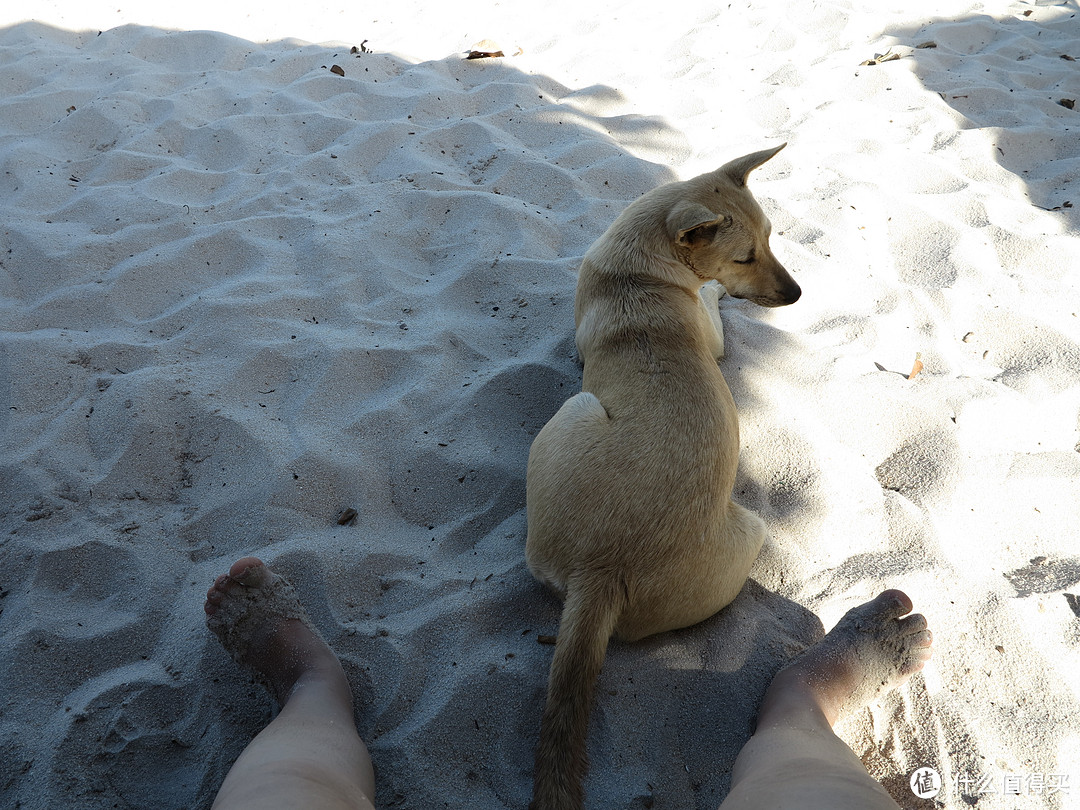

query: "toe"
left=903, top=630, right=933, bottom=675
left=914, top=628, right=933, bottom=650
left=898, top=612, right=928, bottom=635
left=228, top=556, right=269, bottom=586
left=906, top=638, right=933, bottom=669
left=206, top=558, right=270, bottom=617
left=874, top=589, right=914, bottom=618
left=205, top=578, right=228, bottom=611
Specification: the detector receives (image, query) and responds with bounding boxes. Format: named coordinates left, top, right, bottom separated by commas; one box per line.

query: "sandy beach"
left=1, top=0, right=1079, bottom=807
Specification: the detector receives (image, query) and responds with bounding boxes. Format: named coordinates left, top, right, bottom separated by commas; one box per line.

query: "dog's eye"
left=733, top=257, right=753, bottom=265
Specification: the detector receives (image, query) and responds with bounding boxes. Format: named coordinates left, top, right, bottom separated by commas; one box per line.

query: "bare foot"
left=205, top=556, right=345, bottom=705
left=761, top=589, right=933, bottom=727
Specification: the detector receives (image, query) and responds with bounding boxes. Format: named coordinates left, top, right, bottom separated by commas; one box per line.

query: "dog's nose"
left=783, top=281, right=801, bottom=305
left=767, top=259, right=800, bottom=306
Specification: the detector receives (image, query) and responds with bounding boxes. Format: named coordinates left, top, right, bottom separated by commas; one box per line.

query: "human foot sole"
left=205, top=556, right=332, bottom=704
left=771, top=589, right=933, bottom=725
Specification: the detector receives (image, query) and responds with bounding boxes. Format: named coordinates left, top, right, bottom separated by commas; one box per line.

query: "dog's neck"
left=675, top=247, right=714, bottom=287
left=588, top=235, right=706, bottom=295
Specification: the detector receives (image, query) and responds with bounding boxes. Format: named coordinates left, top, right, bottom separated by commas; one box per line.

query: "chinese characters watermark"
left=910, top=767, right=941, bottom=799
left=910, top=768, right=1071, bottom=799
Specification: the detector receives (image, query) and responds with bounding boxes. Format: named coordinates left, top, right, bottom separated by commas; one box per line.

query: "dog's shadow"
left=584, top=579, right=824, bottom=808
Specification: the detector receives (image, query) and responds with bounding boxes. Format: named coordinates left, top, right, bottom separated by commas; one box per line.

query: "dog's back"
left=526, top=146, right=797, bottom=809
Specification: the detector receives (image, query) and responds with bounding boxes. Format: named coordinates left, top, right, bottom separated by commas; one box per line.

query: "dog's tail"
left=531, top=572, right=626, bottom=810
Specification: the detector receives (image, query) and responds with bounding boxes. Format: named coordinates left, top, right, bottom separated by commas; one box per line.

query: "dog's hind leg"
left=525, top=392, right=610, bottom=594
left=699, top=280, right=727, bottom=360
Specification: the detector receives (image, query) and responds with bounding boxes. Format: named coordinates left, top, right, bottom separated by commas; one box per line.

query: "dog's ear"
left=719, top=143, right=786, bottom=187
left=667, top=202, right=731, bottom=249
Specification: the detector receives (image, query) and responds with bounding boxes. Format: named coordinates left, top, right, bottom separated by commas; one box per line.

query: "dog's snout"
left=781, top=279, right=801, bottom=305
left=758, top=260, right=800, bottom=307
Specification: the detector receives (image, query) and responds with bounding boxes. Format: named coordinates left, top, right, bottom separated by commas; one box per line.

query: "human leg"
left=720, top=590, right=933, bottom=810
left=205, top=557, right=376, bottom=810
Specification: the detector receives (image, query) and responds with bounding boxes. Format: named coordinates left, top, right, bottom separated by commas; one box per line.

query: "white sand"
left=2, top=0, right=1079, bottom=807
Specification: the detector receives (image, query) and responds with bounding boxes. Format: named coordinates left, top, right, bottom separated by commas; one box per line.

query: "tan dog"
left=525, top=144, right=800, bottom=810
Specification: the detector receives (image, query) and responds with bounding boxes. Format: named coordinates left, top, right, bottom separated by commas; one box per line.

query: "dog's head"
left=666, top=144, right=800, bottom=307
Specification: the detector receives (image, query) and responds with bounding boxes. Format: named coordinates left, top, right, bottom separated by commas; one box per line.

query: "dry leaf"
left=467, top=39, right=505, bottom=59
left=1059, top=98, right=1076, bottom=110
left=908, top=353, right=924, bottom=380
left=330, top=64, right=345, bottom=76
left=466, top=39, right=522, bottom=59
left=1065, top=593, right=1080, bottom=619
left=860, top=49, right=903, bottom=66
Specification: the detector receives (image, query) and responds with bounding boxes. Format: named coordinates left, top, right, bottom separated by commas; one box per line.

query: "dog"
left=524, top=144, right=800, bottom=810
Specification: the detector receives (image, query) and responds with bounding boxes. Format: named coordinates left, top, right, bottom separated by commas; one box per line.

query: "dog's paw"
left=712, top=320, right=726, bottom=360
left=698, top=282, right=726, bottom=360
left=699, top=280, right=727, bottom=310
